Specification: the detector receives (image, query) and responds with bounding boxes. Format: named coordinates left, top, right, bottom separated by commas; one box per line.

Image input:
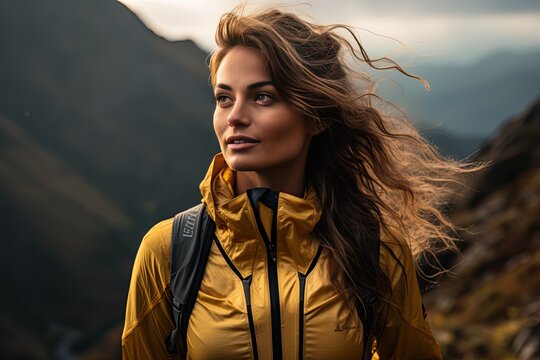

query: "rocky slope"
left=424, top=98, right=540, bottom=360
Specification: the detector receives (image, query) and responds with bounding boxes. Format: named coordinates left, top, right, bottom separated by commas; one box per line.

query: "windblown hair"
left=208, top=3, right=488, bottom=333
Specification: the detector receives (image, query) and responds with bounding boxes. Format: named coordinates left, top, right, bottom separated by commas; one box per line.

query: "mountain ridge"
left=424, top=97, right=540, bottom=359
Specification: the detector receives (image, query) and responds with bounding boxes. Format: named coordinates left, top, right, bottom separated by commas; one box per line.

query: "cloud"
left=349, top=13, right=540, bottom=64
left=332, top=0, right=540, bottom=15
left=118, top=0, right=540, bottom=64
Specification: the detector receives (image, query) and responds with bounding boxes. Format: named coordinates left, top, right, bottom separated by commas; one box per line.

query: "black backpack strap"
left=357, top=238, right=381, bottom=360
left=165, top=203, right=215, bottom=358
left=357, top=291, right=378, bottom=360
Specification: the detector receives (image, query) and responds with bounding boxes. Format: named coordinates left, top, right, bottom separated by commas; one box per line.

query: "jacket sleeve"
left=121, top=219, right=176, bottom=360
left=374, top=234, right=443, bottom=360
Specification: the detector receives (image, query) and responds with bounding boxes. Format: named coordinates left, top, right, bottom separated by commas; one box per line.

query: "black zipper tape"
left=247, top=188, right=283, bottom=360
left=297, top=244, right=323, bottom=360
left=214, top=237, right=259, bottom=360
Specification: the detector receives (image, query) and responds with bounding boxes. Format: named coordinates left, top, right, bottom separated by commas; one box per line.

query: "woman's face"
left=213, top=46, right=318, bottom=173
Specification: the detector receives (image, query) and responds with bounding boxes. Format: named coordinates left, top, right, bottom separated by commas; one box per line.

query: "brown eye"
left=255, top=93, right=274, bottom=103
left=215, top=94, right=233, bottom=106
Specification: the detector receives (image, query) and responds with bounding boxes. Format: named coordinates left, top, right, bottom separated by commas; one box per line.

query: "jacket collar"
left=199, top=153, right=322, bottom=278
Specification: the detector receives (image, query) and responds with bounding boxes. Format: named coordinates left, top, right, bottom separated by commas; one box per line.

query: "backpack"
left=165, top=202, right=378, bottom=360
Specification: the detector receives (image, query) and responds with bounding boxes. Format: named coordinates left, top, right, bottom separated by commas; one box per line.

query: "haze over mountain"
left=380, top=48, right=540, bottom=137
left=1, top=0, right=538, bottom=357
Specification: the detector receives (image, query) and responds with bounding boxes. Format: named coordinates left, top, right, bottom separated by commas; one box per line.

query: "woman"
left=122, top=4, right=485, bottom=359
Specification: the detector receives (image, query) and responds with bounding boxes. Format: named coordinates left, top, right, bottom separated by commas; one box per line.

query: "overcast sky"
left=118, top=0, right=540, bottom=65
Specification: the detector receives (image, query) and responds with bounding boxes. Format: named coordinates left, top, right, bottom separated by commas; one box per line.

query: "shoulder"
left=122, top=217, right=175, bottom=341
left=379, top=227, right=416, bottom=289
left=375, top=228, right=442, bottom=358
left=128, top=217, right=174, bottom=291
left=138, top=217, right=174, bottom=263
left=135, top=203, right=204, bottom=270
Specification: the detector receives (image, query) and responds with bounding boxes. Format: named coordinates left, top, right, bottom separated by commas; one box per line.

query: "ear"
left=306, top=118, right=326, bottom=136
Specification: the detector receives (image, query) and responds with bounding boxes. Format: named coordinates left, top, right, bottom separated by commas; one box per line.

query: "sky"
left=117, top=0, right=540, bottom=65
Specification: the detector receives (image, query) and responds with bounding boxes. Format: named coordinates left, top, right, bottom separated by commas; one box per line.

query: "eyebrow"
left=215, top=80, right=274, bottom=91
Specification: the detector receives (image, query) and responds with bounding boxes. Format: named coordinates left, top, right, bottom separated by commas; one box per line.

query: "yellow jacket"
left=122, top=152, right=442, bottom=360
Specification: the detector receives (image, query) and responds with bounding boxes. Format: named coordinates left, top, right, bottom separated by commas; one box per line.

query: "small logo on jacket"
left=334, top=323, right=359, bottom=332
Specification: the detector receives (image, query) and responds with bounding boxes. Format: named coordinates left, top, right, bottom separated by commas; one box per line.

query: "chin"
left=225, top=158, right=264, bottom=172
left=223, top=153, right=270, bottom=172
left=223, top=147, right=303, bottom=173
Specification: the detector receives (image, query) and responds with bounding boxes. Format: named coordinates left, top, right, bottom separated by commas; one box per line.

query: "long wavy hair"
left=208, top=3, right=488, bottom=337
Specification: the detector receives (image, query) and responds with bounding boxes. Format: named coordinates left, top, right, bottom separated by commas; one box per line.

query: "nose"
left=227, top=98, right=251, bottom=128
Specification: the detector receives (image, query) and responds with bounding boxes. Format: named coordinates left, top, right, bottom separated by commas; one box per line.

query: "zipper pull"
left=269, top=242, right=276, bottom=262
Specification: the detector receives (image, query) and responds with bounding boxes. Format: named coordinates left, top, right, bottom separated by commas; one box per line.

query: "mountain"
left=0, top=0, right=217, bottom=357
left=418, top=125, right=485, bottom=161
left=423, top=97, right=540, bottom=359
left=377, top=49, right=540, bottom=139
left=0, top=114, right=133, bottom=358
left=0, top=0, right=219, bottom=230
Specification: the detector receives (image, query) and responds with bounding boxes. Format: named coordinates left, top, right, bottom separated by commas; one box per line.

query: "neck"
left=234, top=159, right=307, bottom=198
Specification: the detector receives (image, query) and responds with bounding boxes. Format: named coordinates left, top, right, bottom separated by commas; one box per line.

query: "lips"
left=226, top=135, right=260, bottom=144
left=226, top=135, right=260, bottom=151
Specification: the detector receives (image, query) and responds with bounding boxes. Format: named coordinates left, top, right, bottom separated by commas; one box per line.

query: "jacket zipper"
left=266, top=230, right=283, bottom=360
left=242, top=276, right=260, bottom=360
left=248, top=189, right=283, bottom=360
left=298, top=274, right=306, bottom=360
left=214, top=237, right=260, bottom=360
left=297, top=245, right=323, bottom=360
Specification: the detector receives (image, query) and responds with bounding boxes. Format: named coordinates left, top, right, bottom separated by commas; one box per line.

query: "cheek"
left=265, top=112, right=307, bottom=145
left=213, top=111, right=224, bottom=143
